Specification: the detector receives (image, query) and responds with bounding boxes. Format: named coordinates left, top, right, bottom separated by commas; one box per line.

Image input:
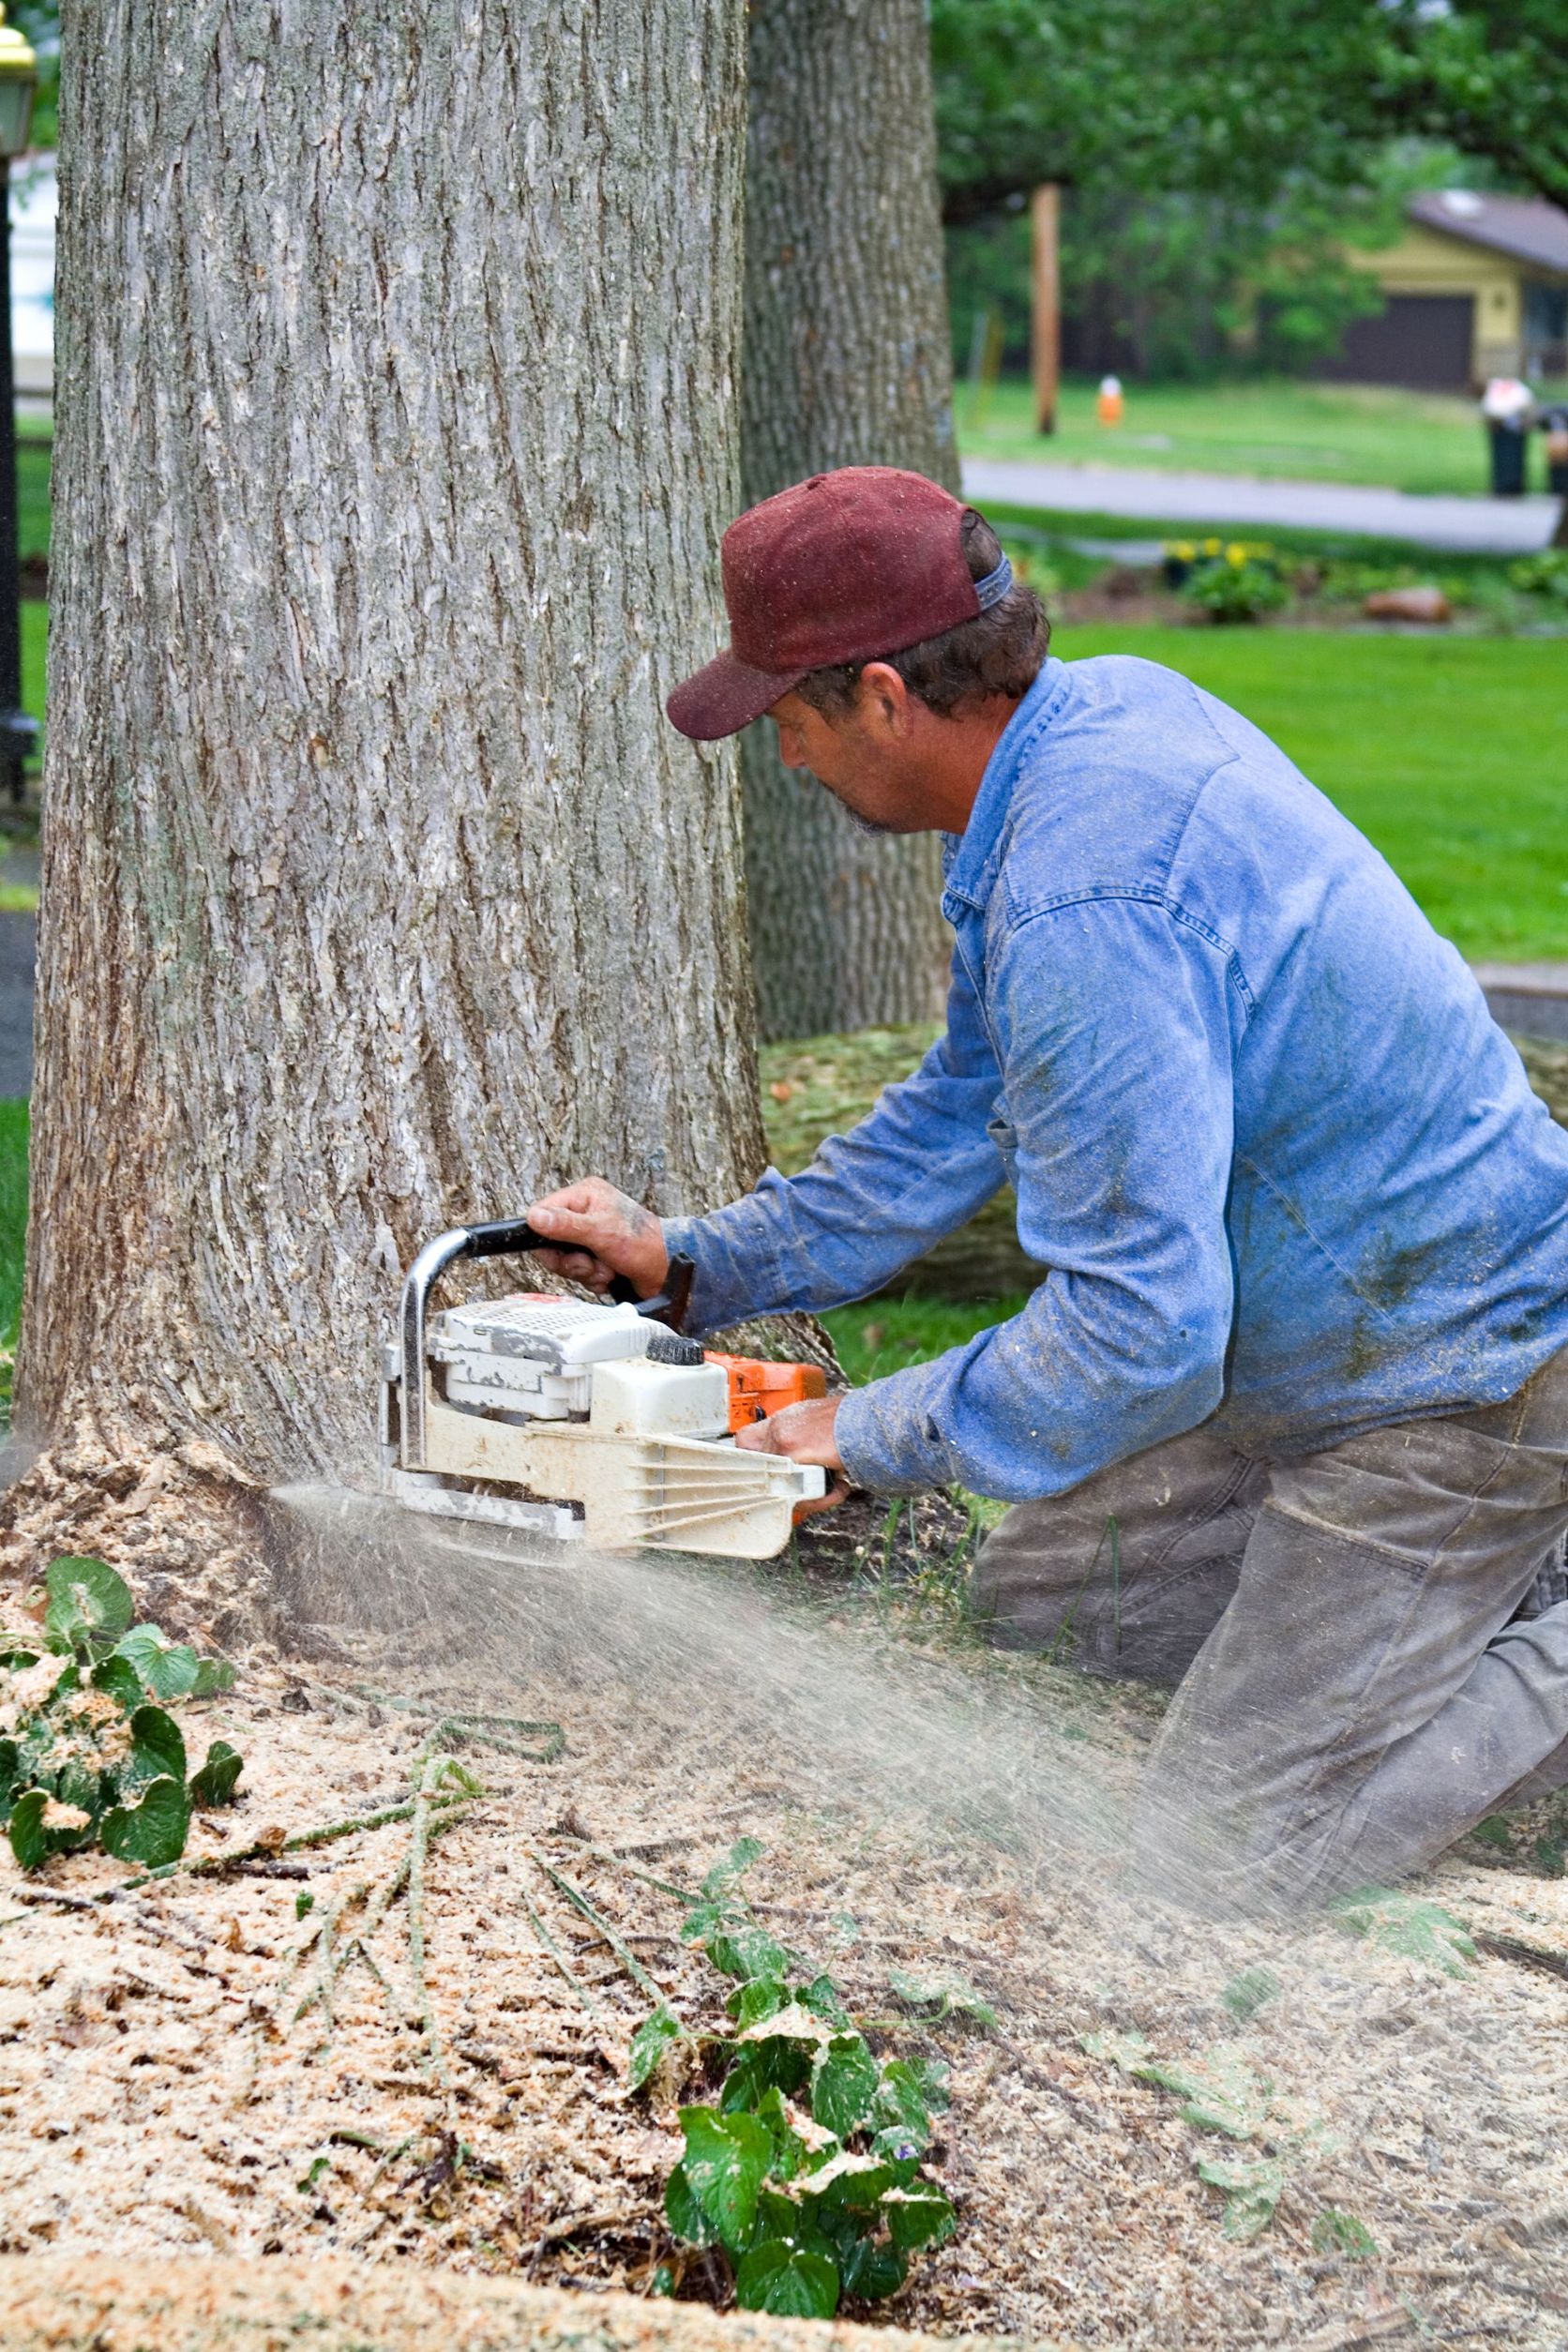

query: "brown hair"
left=792, top=510, right=1049, bottom=722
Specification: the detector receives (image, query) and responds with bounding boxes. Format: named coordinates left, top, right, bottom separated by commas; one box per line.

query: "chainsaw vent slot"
left=646, top=1329, right=705, bottom=1366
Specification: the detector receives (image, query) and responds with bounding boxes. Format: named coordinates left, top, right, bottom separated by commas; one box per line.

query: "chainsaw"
left=380, top=1217, right=828, bottom=1558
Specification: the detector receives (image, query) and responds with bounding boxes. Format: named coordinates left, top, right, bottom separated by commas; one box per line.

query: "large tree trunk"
left=9, top=0, right=770, bottom=1631
left=740, top=0, right=958, bottom=1043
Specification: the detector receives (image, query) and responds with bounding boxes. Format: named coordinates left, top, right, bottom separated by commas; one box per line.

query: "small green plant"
left=1178, top=542, right=1289, bottom=624
left=0, top=1555, right=242, bottom=1871
left=1509, top=550, right=1568, bottom=604
left=632, top=1840, right=957, bottom=2318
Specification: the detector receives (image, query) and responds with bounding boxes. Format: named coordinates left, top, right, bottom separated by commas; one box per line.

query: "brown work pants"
left=971, top=1345, right=1568, bottom=1915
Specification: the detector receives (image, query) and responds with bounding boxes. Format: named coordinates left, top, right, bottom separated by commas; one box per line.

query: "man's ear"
left=856, top=661, right=914, bottom=737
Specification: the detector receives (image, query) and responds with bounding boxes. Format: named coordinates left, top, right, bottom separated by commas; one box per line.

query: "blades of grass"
left=530, top=1852, right=666, bottom=2003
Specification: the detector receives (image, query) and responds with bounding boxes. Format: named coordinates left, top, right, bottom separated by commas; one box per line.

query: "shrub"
left=0, top=1556, right=243, bottom=1871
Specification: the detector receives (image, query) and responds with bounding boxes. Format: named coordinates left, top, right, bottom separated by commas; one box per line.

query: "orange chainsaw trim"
left=703, top=1350, right=827, bottom=1434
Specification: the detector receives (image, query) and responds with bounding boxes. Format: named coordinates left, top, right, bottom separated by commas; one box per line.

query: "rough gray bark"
left=12, top=0, right=786, bottom=1606
left=741, top=0, right=957, bottom=1043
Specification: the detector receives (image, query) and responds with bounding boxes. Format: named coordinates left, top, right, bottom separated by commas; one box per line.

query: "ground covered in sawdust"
left=2, top=1503, right=1565, bottom=2352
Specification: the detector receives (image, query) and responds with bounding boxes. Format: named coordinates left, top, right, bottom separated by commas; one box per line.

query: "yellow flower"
left=1203, top=536, right=1222, bottom=556
left=1227, top=544, right=1247, bottom=566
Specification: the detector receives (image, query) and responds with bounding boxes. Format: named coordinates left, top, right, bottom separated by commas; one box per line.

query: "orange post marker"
left=704, top=1351, right=827, bottom=1435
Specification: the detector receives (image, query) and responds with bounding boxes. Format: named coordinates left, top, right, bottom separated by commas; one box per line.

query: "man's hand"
left=526, top=1178, right=670, bottom=1299
left=734, top=1393, right=849, bottom=1519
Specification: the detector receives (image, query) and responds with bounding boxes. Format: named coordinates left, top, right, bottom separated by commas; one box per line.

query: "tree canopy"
left=931, top=0, right=1568, bottom=221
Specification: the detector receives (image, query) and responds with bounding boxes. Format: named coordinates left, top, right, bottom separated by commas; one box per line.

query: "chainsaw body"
left=381, top=1220, right=827, bottom=1558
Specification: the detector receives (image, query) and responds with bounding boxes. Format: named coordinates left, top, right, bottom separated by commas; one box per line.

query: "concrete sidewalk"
left=961, top=456, right=1564, bottom=555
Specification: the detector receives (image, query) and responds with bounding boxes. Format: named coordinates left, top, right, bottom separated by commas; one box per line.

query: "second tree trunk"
left=741, top=0, right=959, bottom=1044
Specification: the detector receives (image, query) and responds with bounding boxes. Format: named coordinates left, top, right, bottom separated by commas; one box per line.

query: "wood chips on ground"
left=0, top=1507, right=1564, bottom=2352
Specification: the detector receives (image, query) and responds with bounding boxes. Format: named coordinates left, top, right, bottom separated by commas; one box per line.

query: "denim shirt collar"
left=941, top=656, right=1070, bottom=918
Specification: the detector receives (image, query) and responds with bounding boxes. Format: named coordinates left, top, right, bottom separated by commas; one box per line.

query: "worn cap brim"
left=666, top=648, right=805, bottom=742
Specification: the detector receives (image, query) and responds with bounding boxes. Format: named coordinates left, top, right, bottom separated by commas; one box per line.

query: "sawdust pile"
left=1, top=1519, right=1565, bottom=2352
left=0, top=2255, right=1052, bottom=2351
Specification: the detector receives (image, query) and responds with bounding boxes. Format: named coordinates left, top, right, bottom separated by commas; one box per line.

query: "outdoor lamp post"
left=0, top=5, right=36, bottom=806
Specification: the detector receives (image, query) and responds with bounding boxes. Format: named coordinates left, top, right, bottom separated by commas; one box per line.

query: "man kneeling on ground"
left=528, top=466, right=1568, bottom=1917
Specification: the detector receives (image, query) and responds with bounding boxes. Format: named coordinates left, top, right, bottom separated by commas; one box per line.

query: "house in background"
left=1322, top=189, right=1568, bottom=392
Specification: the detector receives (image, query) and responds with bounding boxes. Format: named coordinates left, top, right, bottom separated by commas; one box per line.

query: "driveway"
left=961, top=457, right=1564, bottom=555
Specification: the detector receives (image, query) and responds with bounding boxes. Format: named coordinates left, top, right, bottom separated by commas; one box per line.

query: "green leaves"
left=734, top=2239, right=838, bottom=2318
left=128, top=1704, right=187, bottom=1787
left=641, top=1843, right=961, bottom=2317
left=0, top=1557, right=243, bottom=1872
left=674, top=2107, right=774, bottom=2252
left=1312, top=2208, right=1378, bottom=2258
left=43, top=1556, right=133, bottom=1651
left=114, top=1624, right=203, bottom=1701
left=811, top=2033, right=880, bottom=2138
left=628, top=2003, right=686, bottom=2092
left=188, top=1740, right=244, bottom=1810
left=100, top=1775, right=191, bottom=1868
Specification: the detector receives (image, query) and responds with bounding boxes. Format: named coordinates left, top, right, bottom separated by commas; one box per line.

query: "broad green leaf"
left=753, top=2087, right=809, bottom=2182
left=1, top=1648, right=38, bottom=1671
left=192, top=1656, right=236, bottom=1697
left=837, top=2235, right=908, bottom=2302
left=702, top=1835, right=763, bottom=1897
left=882, top=2186, right=957, bottom=2251
left=0, top=1736, right=19, bottom=1808
left=114, top=1626, right=201, bottom=1702
left=128, top=1705, right=187, bottom=1787
left=188, top=1740, right=244, bottom=1809
left=8, top=1787, right=49, bottom=1869
left=734, top=2239, right=838, bottom=2319
left=1196, top=2153, right=1286, bottom=2240
left=869, top=2056, right=948, bottom=2152
left=707, top=1924, right=794, bottom=1983
left=677, top=2105, right=773, bottom=2253
left=90, top=1654, right=145, bottom=1711
left=888, top=1966, right=998, bottom=2028
left=44, top=1557, right=133, bottom=1648
left=738, top=1999, right=837, bottom=2051
left=627, top=2003, right=685, bottom=2092
left=1329, top=1887, right=1476, bottom=1979
left=721, top=2042, right=810, bottom=2111
left=728, top=1975, right=790, bottom=2029
left=1311, top=2208, right=1377, bottom=2258
left=811, top=2032, right=880, bottom=2137
left=798, top=2149, right=901, bottom=2211
left=100, top=1774, right=191, bottom=1868
left=665, top=2163, right=716, bottom=2248
left=799, top=1971, right=851, bottom=2027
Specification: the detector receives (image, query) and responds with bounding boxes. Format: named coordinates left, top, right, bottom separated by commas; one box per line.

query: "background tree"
left=739, top=0, right=957, bottom=1044
left=8, top=0, right=770, bottom=1632
left=931, top=0, right=1568, bottom=382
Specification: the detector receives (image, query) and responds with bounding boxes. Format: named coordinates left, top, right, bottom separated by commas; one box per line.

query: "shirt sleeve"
left=661, top=948, right=1010, bottom=1332
left=835, top=896, right=1239, bottom=1498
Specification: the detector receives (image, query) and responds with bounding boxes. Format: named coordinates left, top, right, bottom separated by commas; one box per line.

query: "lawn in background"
left=0, top=1100, right=25, bottom=1410
left=958, top=376, right=1504, bottom=499
left=1052, top=626, right=1568, bottom=963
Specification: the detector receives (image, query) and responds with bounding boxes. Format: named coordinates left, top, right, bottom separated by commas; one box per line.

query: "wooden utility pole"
left=1032, top=183, right=1060, bottom=436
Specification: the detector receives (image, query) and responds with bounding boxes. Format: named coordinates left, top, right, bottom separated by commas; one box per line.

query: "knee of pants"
left=970, top=1527, right=1240, bottom=1687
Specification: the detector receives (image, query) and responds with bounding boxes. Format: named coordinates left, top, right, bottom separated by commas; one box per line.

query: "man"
left=529, top=466, right=1568, bottom=1914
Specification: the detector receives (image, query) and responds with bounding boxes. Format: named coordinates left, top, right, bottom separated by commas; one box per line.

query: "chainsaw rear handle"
left=396, top=1219, right=693, bottom=1471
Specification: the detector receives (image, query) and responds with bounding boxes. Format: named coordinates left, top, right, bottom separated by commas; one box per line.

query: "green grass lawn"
left=1050, top=626, right=1568, bottom=962
left=17, top=430, right=49, bottom=565
left=958, top=376, right=1510, bottom=499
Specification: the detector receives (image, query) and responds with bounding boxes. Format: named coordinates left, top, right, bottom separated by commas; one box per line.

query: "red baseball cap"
left=667, top=467, right=985, bottom=742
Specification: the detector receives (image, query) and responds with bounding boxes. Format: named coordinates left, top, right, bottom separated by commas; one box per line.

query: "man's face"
left=765, top=680, right=922, bottom=836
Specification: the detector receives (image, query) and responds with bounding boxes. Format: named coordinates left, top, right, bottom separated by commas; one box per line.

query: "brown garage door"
left=1317, top=294, right=1475, bottom=391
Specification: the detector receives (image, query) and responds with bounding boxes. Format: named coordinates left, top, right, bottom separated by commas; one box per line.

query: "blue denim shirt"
left=664, top=655, right=1568, bottom=1499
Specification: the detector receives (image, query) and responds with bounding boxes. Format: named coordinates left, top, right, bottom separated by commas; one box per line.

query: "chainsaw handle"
left=463, top=1215, right=550, bottom=1260
left=463, top=1214, right=691, bottom=1329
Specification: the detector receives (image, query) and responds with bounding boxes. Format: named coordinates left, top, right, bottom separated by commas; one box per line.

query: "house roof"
left=1409, top=189, right=1568, bottom=279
